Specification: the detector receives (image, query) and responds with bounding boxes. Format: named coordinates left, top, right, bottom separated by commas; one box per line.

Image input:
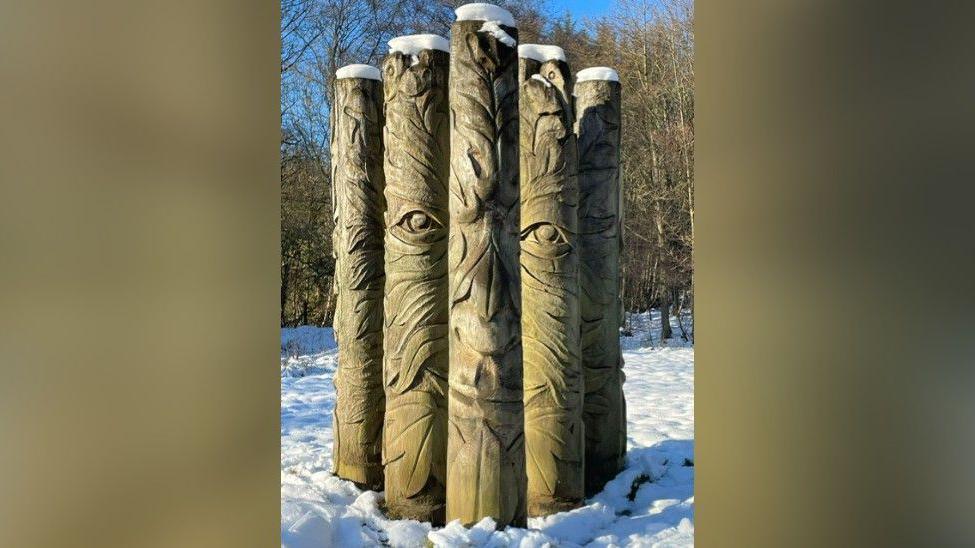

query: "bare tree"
left=280, top=0, right=549, bottom=327
left=570, top=0, right=694, bottom=338
left=280, top=0, right=694, bottom=330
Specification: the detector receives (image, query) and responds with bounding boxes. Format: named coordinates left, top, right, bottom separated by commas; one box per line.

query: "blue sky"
left=546, top=0, right=615, bottom=19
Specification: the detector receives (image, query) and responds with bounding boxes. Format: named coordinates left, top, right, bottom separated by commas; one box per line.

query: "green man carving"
left=331, top=70, right=385, bottom=491
left=518, top=48, right=584, bottom=515
left=575, top=72, right=627, bottom=496
left=445, top=14, right=527, bottom=528
left=381, top=43, right=450, bottom=524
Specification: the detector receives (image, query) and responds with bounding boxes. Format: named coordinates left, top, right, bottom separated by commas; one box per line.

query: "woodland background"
left=281, top=0, right=693, bottom=340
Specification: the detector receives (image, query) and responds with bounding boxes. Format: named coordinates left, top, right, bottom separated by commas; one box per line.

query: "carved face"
left=518, top=61, right=584, bottom=503
left=519, top=67, right=578, bottom=281
left=381, top=46, right=450, bottom=407
left=382, top=48, right=449, bottom=257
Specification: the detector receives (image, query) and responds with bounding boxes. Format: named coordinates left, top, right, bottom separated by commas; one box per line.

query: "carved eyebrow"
left=521, top=221, right=569, bottom=241
left=385, top=196, right=440, bottom=216
left=396, top=207, right=439, bottom=221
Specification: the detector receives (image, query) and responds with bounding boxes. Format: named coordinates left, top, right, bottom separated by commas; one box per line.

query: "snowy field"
left=281, top=311, right=694, bottom=547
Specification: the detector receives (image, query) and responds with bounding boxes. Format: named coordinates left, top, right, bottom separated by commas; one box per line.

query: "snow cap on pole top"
left=388, top=34, right=450, bottom=55
left=518, top=44, right=566, bottom=63
left=575, top=66, right=620, bottom=83
left=335, top=64, right=382, bottom=81
left=455, top=3, right=516, bottom=27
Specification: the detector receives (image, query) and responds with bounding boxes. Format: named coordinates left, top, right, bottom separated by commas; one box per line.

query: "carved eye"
left=401, top=210, right=434, bottom=233
left=528, top=223, right=566, bottom=245
left=522, top=222, right=571, bottom=260
left=392, top=210, right=444, bottom=245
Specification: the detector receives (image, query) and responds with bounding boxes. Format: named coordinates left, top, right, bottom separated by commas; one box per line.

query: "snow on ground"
left=281, top=310, right=693, bottom=547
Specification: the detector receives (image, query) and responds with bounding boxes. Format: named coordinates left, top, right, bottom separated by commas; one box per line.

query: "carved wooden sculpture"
left=574, top=67, right=627, bottom=496
left=380, top=35, right=451, bottom=524
left=517, top=44, right=584, bottom=515
left=446, top=4, right=526, bottom=528
left=331, top=64, right=386, bottom=491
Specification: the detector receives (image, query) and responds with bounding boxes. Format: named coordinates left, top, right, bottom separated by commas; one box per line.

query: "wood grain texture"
left=331, top=76, right=386, bottom=490
left=445, top=18, right=526, bottom=528
left=518, top=56, right=584, bottom=515
left=574, top=78, right=627, bottom=496
left=380, top=48, right=450, bottom=524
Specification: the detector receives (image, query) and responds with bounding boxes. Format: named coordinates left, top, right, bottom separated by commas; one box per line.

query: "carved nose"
left=472, top=244, right=504, bottom=322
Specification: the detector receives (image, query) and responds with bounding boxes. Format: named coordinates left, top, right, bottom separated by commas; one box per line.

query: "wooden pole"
left=517, top=44, right=584, bottom=515
left=331, top=64, right=385, bottom=490
left=380, top=36, right=450, bottom=524
left=446, top=4, right=526, bottom=528
left=574, top=67, right=627, bottom=496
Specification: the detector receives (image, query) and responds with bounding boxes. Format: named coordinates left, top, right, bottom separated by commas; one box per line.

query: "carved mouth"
left=451, top=321, right=519, bottom=356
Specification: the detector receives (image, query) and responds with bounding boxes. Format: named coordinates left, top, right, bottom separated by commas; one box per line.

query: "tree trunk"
left=330, top=69, right=385, bottom=491
left=575, top=74, right=627, bottom=496
left=652, top=186, right=671, bottom=341
left=518, top=49, right=584, bottom=516
left=446, top=15, right=526, bottom=528
left=380, top=43, right=450, bottom=525
left=281, top=256, right=290, bottom=326
left=660, top=289, right=672, bottom=340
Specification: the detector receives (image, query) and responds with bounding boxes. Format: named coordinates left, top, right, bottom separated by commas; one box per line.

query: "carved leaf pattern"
left=575, top=79, right=627, bottom=496
left=446, top=19, right=526, bottom=528
left=381, top=49, right=450, bottom=523
left=331, top=76, right=386, bottom=490
left=518, top=58, right=584, bottom=515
